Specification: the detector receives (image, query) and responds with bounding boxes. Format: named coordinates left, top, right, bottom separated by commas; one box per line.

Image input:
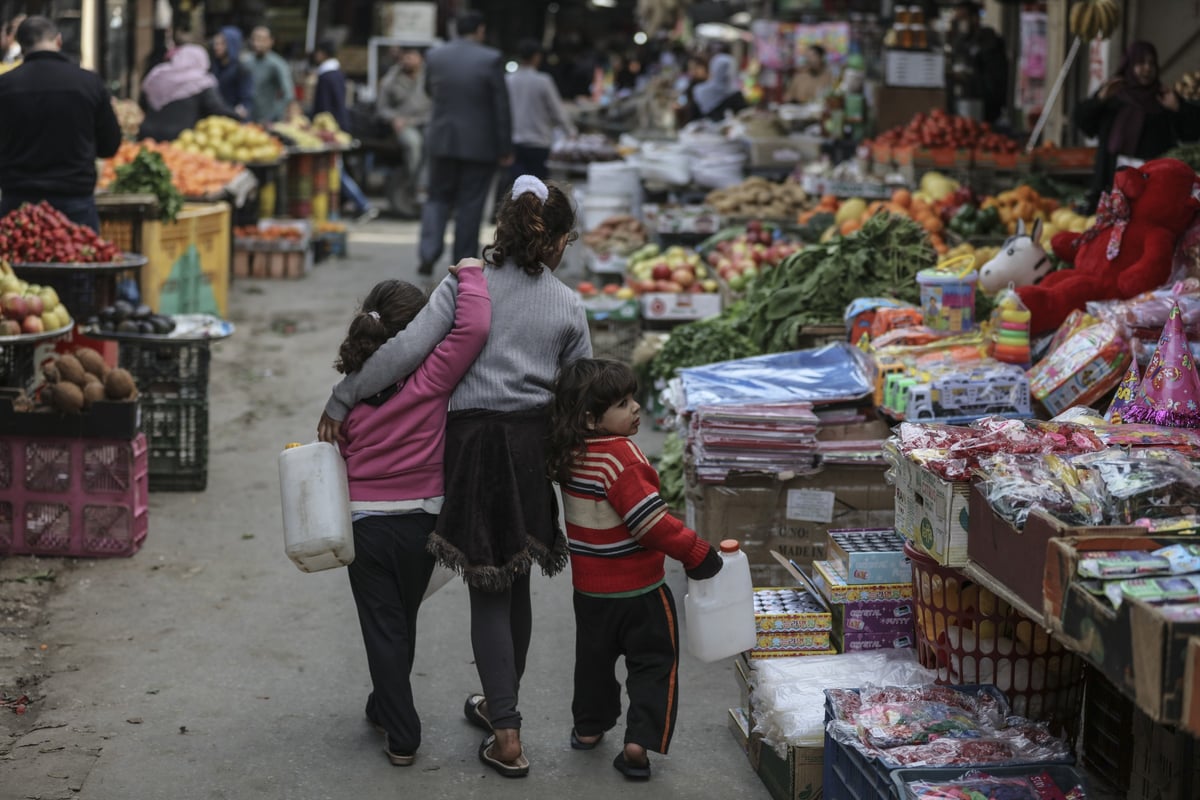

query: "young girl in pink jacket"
left=334, top=260, right=490, bottom=767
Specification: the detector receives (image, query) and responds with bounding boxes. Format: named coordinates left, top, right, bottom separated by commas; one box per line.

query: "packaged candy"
left=977, top=453, right=1103, bottom=529
left=899, top=768, right=1087, bottom=800
left=1154, top=542, right=1200, bottom=574
left=1078, top=550, right=1172, bottom=580
left=1105, top=575, right=1200, bottom=609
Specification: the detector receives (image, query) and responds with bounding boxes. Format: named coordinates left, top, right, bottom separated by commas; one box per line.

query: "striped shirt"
left=325, top=261, right=591, bottom=419
left=563, top=436, right=712, bottom=596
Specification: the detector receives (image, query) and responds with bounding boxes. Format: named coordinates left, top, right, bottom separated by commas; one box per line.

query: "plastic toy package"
left=900, top=769, right=1088, bottom=800
left=976, top=453, right=1103, bottom=529
left=1086, top=280, right=1200, bottom=334
left=1071, top=448, right=1200, bottom=523
left=825, top=685, right=1072, bottom=770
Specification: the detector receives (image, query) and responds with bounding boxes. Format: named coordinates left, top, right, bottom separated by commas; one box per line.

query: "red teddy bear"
left=1017, top=158, right=1200, bottom=336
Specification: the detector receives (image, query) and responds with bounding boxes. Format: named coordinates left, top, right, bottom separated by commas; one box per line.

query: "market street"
left=0, top=219, right=768, bottom=800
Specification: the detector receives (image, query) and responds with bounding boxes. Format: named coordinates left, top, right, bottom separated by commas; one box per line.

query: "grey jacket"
left=423, top=38, right=512, bottom=163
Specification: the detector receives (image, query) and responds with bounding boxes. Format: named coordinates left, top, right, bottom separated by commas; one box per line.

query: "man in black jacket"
left=0, top=16, right=121, bottom=231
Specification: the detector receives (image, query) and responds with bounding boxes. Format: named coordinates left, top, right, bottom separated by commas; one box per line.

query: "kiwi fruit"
left=83, top=372, right=102, bottom=386
left=82, top=382, right=107, bottom=409
left=56, top=354, right=87, bottom=386
left=75, top=348, right=107, bottom=378
left=42, top=362, right=60, bottom=384
left=52, top=382, right=85, bottom=414
left=104, top=368, right=137, bottom=401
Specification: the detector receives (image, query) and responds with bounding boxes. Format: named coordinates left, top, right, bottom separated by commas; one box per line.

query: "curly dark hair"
left=483, top=179, right=578, bottom=276
left=335, top=280, right=427, bottom=374
left=546, top=358, right=639, bottom=482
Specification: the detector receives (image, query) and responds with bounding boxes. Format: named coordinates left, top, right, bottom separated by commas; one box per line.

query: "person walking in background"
left=674, top=53, right=708, bottom=126
left=319, top=176, right=591, bottom=779
left=0, top=16, right=120, bottom=231
left=2, top=14, right=25, bottom=63
left=691, top=53, right=747, bottom=122
left=333, top=261, right=490, bottom=768
left=376, top=47, right=431, bottom=202
left=947, top=1, right=1008, bottom=124
left=138, top=44, right=236, bottom=142
left=211, top=26, right=253, bottom=119
left=1075, top=41, right=1200, bottom=213
left=785, top=44, right=834, bottom=104
left=309, top=39, right=376, bottom=221
left=247, top=25, right=294, bottom=123
left=547, top=358, right=723, bottom=781
left=416, top=10, right=512, bottom=276
left=505, top=39, right=575, bottom=182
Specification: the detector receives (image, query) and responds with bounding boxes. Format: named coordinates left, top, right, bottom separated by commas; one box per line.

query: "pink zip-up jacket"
left=339, top=267, right=490, bottom=503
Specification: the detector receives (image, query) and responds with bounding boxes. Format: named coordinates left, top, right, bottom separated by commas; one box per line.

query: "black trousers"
left=572, top=584, right=680, bottom=754
left=417, top=156, right=496, bottom=266
left=347, top=513, right=437, bottom=755
left=468, top=573, right=532, bottom=730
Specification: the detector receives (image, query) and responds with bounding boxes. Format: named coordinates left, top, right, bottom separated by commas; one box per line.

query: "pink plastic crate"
left=0, top=433, right=148, bottom=557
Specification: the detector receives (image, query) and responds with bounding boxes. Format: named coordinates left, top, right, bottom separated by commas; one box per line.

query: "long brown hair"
left=483, top=180, right=578, bottom=276
left=335, top=280, right=427, bottom=374
left=547, top=358, right=639, bottom=482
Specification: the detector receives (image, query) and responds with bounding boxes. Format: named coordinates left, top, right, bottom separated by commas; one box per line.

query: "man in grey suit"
left=417, top=11, right=513, bottom=275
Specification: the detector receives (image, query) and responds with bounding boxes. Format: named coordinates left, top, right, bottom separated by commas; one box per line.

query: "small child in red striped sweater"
left=547, top=358, right=723, bottom=781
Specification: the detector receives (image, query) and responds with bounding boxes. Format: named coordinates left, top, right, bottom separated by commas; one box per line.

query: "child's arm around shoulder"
left=413, top=260, right=491, bottom=392
left=324, top=276, right=458, bottom=421
left=559, top=289, right=593, bottom=366
left=602, top=439, right=718, bottom=575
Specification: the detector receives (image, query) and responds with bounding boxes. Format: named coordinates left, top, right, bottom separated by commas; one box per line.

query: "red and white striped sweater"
left=563, top=436, right=712, bottom=596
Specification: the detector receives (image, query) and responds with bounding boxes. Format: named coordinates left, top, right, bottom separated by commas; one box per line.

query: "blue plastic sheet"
left=678, top=342, right=874, bottom=410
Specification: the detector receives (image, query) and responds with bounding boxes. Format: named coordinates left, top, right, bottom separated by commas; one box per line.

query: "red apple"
left=671, top=268, right=695, bottom=288
left=24, top=295, right=43, bottom=316
left=603, top=283, right=620, bottom=295
left=688, top=282, right=705, bottom=293
left=0, top=319, right=20, bottom=336
left=659, top=280, right=684, bottom=293
left=578, top=281, right=596, bottom=297
left=637, top=280, right=657, bottom=294
left=1, top=292, right=26, bottom=320
left=21, top=315, right=43, bottom=334
left=651, top=262, right=673, bottom=281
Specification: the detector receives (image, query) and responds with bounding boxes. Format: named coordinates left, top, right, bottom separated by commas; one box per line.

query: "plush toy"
left=1017, top=158, right=1200, bottom=336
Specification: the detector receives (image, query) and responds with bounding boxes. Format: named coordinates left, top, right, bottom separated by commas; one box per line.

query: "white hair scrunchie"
left=511, top=174, right=549, bottom=204
left=367, top=310, right=381, bottom=321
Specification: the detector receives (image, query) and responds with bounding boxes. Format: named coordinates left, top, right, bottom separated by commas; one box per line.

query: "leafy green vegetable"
left=1165, top=143, right=1200, bottom=173
left=656, top=432, right=685, bottom=511
left=110, top=149, right=184, bottom=222
left=729, top=212, right=937, bottom=352
left=649, top=315, right=761, bottom=383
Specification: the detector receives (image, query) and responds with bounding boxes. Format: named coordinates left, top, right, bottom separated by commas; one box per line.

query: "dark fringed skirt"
left=428, top=408, right=567, bottom=591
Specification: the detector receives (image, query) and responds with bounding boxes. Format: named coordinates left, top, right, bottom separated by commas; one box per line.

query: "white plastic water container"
left=684, top=539, right=756, bottom=662
left=278, top=442, right=355, bottom=572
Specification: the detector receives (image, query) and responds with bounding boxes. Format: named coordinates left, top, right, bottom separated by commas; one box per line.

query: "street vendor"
left=784, top=45, right=834, bottom=105
left=0, top=16, right=120, bottom=232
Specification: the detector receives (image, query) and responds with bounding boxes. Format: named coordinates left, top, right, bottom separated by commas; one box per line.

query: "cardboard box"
left=686, top=464, right=895, bottom=586
left=728, top=706, right=751, bottom=757
left=735, top=652, right=754, bottom=717
left=752, top=631, right=835, bottom=658
left=966, top=484, right=1143, bottom=614
left=1043, top=535, right=1200, bottom=727
left=640, top=292, right=722, bottom=321
left=743, top=135, right=824, bottom=169
left=756, top=740, right=824, bottom=800
left=831, top=598, right=915, bottom=636
left=810, top=559, right=914, bottom=604
left=754, top=589, right=833, bottom=635
left=581, top=295, right=639, bottom=322
left=891, top=454, right=971, bottom=567
left=826, top=528, right=909, bottom=585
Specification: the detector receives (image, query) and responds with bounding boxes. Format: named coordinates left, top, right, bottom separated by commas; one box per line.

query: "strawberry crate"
left=0, top=433, right=149, bottom=557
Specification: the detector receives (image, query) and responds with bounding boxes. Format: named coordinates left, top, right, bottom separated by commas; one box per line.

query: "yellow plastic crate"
left=101, top=202, right=230, bottom=317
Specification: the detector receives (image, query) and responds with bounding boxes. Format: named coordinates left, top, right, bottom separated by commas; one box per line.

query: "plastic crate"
left=0, top=433, right=149, bottom=557
left=118, top=338, right=210, bottom=401
left=140, top=398, right=207, bottom=492
left=891, top=764, right=1087, bottom=800
left=1080, top=664, right=1134, bottom=793
left=0, top=395, right=140, bottom=439
left=119, top=202, right=230, bottom=318
left=0, top=340, right=39, bottom=392
left=588, top=318, right=641, bottom=365
left=907, top=543, right=1085, bottom=739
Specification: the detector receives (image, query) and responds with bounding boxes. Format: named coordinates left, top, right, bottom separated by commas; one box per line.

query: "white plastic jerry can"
left=278, top=442, right=355, bottom=572
left=684, top=539, right=756, bottom=662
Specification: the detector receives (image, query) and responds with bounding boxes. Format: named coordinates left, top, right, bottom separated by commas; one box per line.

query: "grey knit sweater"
left=324, top=262, right=592, bottom=420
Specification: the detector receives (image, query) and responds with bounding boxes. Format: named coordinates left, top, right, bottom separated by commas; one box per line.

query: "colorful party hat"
left=1104, top=341, right=1141, bottom=424
left=1121, top=303, right=1200, bottom=427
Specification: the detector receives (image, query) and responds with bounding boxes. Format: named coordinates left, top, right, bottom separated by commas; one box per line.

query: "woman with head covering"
left=211, top=27, right=253, bottom=119
left=137, top=43, right=236, bottom=141
left=1075, top=41, right=1200, bottom=212
left=690, top=52, right=748, bottom=122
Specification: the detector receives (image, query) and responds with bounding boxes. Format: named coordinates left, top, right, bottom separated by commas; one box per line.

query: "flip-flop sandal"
left=478, top=734, right=529, bottom=778
left=463, top=694, right=493, bottom=733
left=612, top=751, right=651, bottom=780
left=570, top=728, right=605, bottom=750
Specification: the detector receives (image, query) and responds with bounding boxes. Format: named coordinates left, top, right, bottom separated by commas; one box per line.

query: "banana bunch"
left=1069, top=0, right=1121, bottom=42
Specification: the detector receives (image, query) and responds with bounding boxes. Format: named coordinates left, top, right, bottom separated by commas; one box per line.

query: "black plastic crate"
left=891, top=764, right=1087, bottom=800
left=1080, top=664, right=1134, bottom=793
left=140, top=398, right=207, bottom=491
left=0, top=341, right=38, bottom=392
left=117, top=339, right=210, bottom=401
left=0, top=395, right=140, bottom=439
left=822, top=685, right=1071, bottom=800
